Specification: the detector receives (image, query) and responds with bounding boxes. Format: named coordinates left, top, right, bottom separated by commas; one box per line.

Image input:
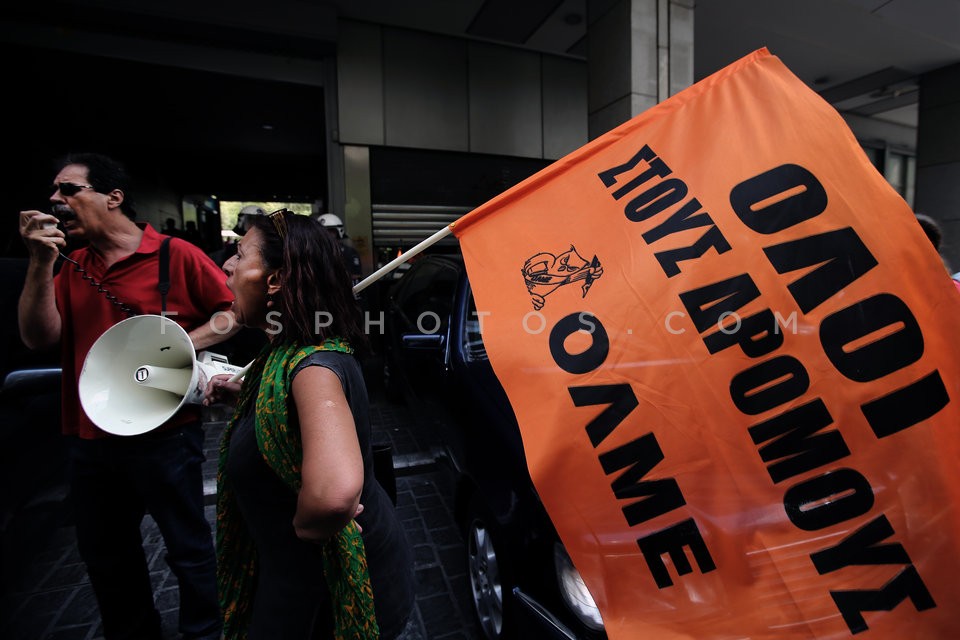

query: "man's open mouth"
left=51, top=206, right=77, bottom=223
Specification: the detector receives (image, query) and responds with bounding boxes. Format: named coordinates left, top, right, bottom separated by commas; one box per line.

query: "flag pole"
left=227, top=223, right=455, bottom=382
left=353, top=224, right=453, bottom=294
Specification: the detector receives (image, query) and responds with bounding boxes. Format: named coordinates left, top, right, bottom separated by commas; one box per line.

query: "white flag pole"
left=227, top=223, right=455, bottom=383
left=353, top=224, right=453, bottom=294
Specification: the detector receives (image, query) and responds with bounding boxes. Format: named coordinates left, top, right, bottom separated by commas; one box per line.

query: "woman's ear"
left=266, top=271, right=283, bottom=296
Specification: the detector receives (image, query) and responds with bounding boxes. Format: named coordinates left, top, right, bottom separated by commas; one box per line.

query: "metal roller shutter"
left=372, top=204, right=470, bottom=250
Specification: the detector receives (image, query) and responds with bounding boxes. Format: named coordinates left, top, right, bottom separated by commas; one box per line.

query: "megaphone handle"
left=228, top=361, right=253, bottom=383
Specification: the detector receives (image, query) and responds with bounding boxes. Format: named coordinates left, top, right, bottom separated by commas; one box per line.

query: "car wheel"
left=465, top=498, right=514, bottom=640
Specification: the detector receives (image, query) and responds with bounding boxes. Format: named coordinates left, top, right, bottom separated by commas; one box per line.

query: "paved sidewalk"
left=0, top=394, right=481, bottom=640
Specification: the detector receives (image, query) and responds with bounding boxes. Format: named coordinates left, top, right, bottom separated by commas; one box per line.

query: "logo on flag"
left=521, top=245, right=603, bottom=310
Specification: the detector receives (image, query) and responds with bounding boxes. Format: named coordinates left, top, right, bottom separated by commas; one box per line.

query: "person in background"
left=207, top=204, right=270, bottom=368
left=164, top=216, right=185, bottom=238
left=233, top=204, right=267, bottom=238
left=183, top=220, right=204, bottom=248
left=318, top=213, right=363, bottom=288
left=204, top=210, right=415, bottom=639
left=17, top=152, right=239, bottom=639
left=915, top=212, right=960, bottom=292
left=208, top=204, right=266, bottom=266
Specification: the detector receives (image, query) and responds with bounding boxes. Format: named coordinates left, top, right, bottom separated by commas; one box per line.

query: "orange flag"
left=451, top=48, right=960, bottom=639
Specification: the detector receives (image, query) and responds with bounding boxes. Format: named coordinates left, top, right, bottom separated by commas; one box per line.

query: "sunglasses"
left=54, top=182, right=95, bottom=197
left=268, top=208, right=291, bottom=240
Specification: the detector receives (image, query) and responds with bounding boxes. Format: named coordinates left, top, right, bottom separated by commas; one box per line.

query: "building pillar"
left=343, top=145, right=374, bottom=276
left=586, top=0, right=693, bottom=140
left=324, top=56, right=346, bottom=222
left=916, top=62, right=960, bottom=272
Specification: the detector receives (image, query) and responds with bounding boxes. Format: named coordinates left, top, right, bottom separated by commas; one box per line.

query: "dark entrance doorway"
left=4, top=43, right=327, bottom=256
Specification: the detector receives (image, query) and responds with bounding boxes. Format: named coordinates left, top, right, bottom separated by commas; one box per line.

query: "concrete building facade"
left=4, top=0, right=959, bottom=268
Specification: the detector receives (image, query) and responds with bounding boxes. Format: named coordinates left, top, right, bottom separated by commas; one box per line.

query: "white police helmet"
left=233, top=205, right=267, bottom=235
left=239, top=204, right=267, bottom=217
left=318, top=213, right=345, bottom=239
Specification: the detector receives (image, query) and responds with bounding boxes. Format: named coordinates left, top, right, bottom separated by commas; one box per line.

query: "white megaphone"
left=79, top=314, right=242, bottom=436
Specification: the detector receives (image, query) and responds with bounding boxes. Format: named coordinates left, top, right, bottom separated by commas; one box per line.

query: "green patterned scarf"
left=216, top=340, right=379, bottom=639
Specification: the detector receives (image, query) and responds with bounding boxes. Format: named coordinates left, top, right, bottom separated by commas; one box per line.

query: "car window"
left=463, top=289, right=488, bottom=362
left=393, top=260, right=460, bottom=335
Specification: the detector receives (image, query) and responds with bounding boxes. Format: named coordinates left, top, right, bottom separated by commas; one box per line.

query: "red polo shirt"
left=55, top=224, right=234, bottom=439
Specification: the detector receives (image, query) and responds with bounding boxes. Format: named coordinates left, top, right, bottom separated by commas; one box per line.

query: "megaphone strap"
left=59, top=234, right=174, bottom=317
left=58, top=252, right=135, bottom=317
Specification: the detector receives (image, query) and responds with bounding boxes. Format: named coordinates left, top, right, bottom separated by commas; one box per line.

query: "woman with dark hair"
left=204, top=210, right=415, bottom=639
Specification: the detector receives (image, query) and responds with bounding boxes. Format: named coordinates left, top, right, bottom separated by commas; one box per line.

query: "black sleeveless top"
left=227, top=351, right=415, bottom=639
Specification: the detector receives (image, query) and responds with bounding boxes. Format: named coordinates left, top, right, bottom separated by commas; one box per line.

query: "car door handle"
left=401, top=333, right=445, bottom=350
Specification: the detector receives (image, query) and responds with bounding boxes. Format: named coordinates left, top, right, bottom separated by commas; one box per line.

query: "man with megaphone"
left=18, top=153, right=239, bottom=640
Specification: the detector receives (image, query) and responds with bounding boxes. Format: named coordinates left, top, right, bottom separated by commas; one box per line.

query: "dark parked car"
left=383, top=253, right=606, bottom=640
left=0, top=257, right=67, bottom=594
